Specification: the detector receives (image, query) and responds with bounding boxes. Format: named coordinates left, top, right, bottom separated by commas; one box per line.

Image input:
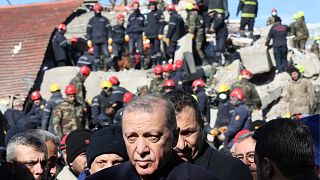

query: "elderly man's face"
left=122, top=106, right=174, bottom=177
left=235, top=137, right=257, bottom=180
left=11, top=145, right=47, bottom=180
left=174, top=106, right=202, bottom=161
left=90, top=153, right=124, bottom=174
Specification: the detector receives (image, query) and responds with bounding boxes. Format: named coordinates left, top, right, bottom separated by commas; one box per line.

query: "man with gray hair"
left=87, top=94, right=218, bottom=179
left=6, top=133, right=48, bottom=180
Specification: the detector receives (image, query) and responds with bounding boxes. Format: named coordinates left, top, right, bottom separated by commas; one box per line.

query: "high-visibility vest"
left=241, top=0, right=257, bottom=18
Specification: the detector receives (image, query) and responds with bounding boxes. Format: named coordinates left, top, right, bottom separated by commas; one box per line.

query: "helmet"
left=123, top=92, right=134, bottom=103
left=58, top=23, right=66, bottom=31
left=166, top=4, right=175, bottom=11
left=192, top=79, right=205, bottom=88
left=149, top=0, right=158, bottom=3
left=175, top=59, right=183, bottom=69
left=88, top=47, right=94, bottom=55
left=153, top=65, right=163, bottom=74
left=132, top=0, right=139, bottom=6
left=100, top=81, right=113, bottom=89
left=164, top=79, right=175, bottom=87
left=297, top=11, right=305, bottom=18
left=217, top=84, right=230, bottom=93
left=314, top=36, right=320, bottom=41
left=230, top=88, right=245, bottom=101
left=70, top=36, right=78, bottom=43
left=271, top=8, right=277, bottom=13
left=93, top=3, right=102, bottom=12
left=241, top=69, right=252, bottom=79
left=293, top=13, right=299, bottom=20
left=194, top=4, right=199, bottom=11
left=295, top=64, right=305, bottom=74
left=117, top=13, right=124, bottom=19
left=65, top=84, right=77, bottom=95
left=50, top=83, right=61, bottom=92
left=271, top=8, right=277, bottom=16
left=109, top=76, right=119, bottom=85
left=31, top=91, right=41, bottom=101
left=80, top=65, right=91, bottom=76
left=163, top=63, right=173, bottom=72
left=185, top=3, right=194, bottom=10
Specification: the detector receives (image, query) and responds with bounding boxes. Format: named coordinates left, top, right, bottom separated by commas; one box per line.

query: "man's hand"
left=158, top=34, right=163, bottom=41
left=87, top=40, right=93, bottom=48
left=125, top=35, right=130, bottom=42
left=166, top=38, right=170, bottom=45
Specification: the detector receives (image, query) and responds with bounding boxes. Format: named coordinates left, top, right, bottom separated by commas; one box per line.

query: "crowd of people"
left=0, top=0, right=319, bottom=180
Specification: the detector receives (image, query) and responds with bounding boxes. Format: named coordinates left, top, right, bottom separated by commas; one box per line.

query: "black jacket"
left=86, top=152, right=219, bottom=180
left=41, top=92, right=64, bottom=133
left=110, top=85, right=128, bottom=109
left=91, top=91, right=112, bottom=125
left=112, top=24, right=126, bottom=44
left=267, top=23, right=290, bottom=48
left=52, top=31, right=68, bottom=61
left=196, top=89, right=211, bottom=123
left=126, top=12, right=145, bottom=34
left=167, top=11, right=186, bottom=42
left=87, top=14, right=112, bottom=44
left=193, top=141, right=253, bottom=180
left=145, top=9, right=165, bottom=38
left=210, top=14, right=228, bottom=39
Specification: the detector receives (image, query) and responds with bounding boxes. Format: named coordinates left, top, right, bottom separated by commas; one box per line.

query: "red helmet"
left=88, top=47, right=94, bottom=55
left=109, top=76, right=119, bottom=85
left=31, top=91, right=41, bottom=101
left=123, top=92, right=134, bottom=103
left=164, top=79, right=175, bottom=87
left=194, top=4, right=199, bottom=11
left=149, top=0, right=157, bottom=2
left=70, top=36, right=78, bottom=43
left=175, top=59, right=183, bottom=69
left=93, top=3, right=102, bottom=12
left=166, top=4, right=175, bottom=11
left=80, top=65, right=91, bottom=76
left=132, top=0, right=139, bottom=6
left=58, top=23, right=66, bottom=31
left=230, top=88, right=245, bottom=101
left=117, top=13, right=124, bottom=19
left=153, top=65, right=163, bottom=74
left=163, top=63, right=173, bottom=72
left=65, top=84, right=77, bottom=95
left=271, top=8, right=277, bottom=13
left=241, top=69, right=252, bottom=79
left=192, top=79, right=205, bottom=88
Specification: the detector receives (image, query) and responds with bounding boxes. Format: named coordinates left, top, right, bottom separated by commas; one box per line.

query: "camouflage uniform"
left=310, top=41, right=320, bottom=59
left=186, top=10, right=206, bottom=62
left=52, top=100, right=84, bottom=138
left=294, top=19, right=309, bottom=51
left=266, top=16, right=277, bottom=26
left=70, top=73, right=86, bottom=105
left=150, top=78, right=165, bottom=94
left=289, top=21, right=298, bottom=48
left=232, top=78, right=262, bottom=110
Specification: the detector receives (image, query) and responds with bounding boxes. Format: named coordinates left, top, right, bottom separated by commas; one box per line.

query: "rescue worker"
left=192, top=79, right=210, bottom=124
left=166, top=4, right=186, bottom=60
left=77, top=47, right=95, bottom=70
left=310, top=36, right=320, bottom=59
left=265, top=16, right=290, bottom=73
left=214, top=84, right=233, bottom=128
left=232, top=69, right=262, bottom=111
left=145, top=0, right=165, bottom=66
left=163, top=79, right=175, bottom=94
left=26, top=91, right=46, bottom=128
left=289, top=13, right=299, bottom=48
left=236, top=0, right=258, bottom=38
left=162, top=63, right=174, bottom=79
left=87, top=3, right=114, bottom=71
left=171, top=59, right=185, bottom=90
left=91, top=81, right=113, bottom=128
left=208, top=10, right=228, bottom=66
left=69, top=36, right=81, bottom=65
left=96, top=101, right=117, bottom=128
left=112, top=13, right=127, bottom=65
left=185, top=3, right=207, bottom=65
left=52, top=84, right=84, bottom=138
left=69, top=65, right=90, bottom=106
left=294, top=11, right=309, bottom=51
left=114, top=92, right=134, bottom=124
left=109, top=76, right=129, bottom=111
left=205, top=0, right=229, bottom=18
left=150, top=65, right=165, bottom=94
left=219, top=88, right=251, bottom=150
left=41, top=83, right=64, bottom=133
left=52, top=23, right=69, bottom=67
left=266, top=8, right=278, bottom=26
left=126, top=1, right=145, bottom=69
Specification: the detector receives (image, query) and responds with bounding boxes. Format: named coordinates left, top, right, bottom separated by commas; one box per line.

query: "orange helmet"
left=31, top=91, right=41, bottom=101
left=166, top=4, right=175, bottom=11
left=109, top=76, right=119, bottom=85
left=88, top=47, right=94, bottom=55
left=192, top=79, right=205, bottom=88
left=93, top=3, right=102, bottom=12
left=153, top=65, right=163, bottom=74
left=163, top=63, right=173, bottom=72
left=65, top=84, right=77, bottom=95
left=80, top=65, right=91, bottom=76
left=164, top=79, right=175, bottom=87
left=230, top=88, right=245, bottom=101
left=174, top=59, right=183, bottom=69
left=123, top=92, right=134, bottom=103
left=58, top=23, right=66, bottom=31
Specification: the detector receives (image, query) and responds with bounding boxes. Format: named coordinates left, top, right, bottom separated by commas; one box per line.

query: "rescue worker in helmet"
left=214, top=84, right=233, bottom=128
left=77, top=47, right=95, bottom=70
left=25, top=91, right=47, bottom=128
left=266, top=8, right=279, bottom=26
left=114, top=92, right=135, bottom=125
left=163, top=79, right=175, bottom=94
left=150, top=65, right=165, bottom=94
left=87, top=3, right=114, bottom=71
left=69, top=65, right=91, bottom=106
left=192, top=79, right=210, bottom=124
left=42, top=83, right=64, bottom=133
left=109, top=76, right=129, bottom=112
left=111, top=13, right=127, bottom=67
left=162, top=63, right=174, bottom=80
left=236, top=0, right=258, bottom=38
left=52, top=23, right=69, bottom=67
left=170, top=59, right=185, bottom=90
left=293, top=11, right=309, bottom=51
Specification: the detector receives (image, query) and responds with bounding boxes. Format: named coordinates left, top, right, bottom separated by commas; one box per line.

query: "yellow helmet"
left=217, top=84, right=230, bottom=93
left=293, top=13, right=299, bottom=20
left=297, top=11, right=305, bottom=18
left=100, top=80, right=113, bottom=89
left=50, top=83, right=61, bottom=92
left=185, top=2, right=193, bottom=10
left=295, top=64, right=305, bottom=74
left=314, top=36, right=320, bottom=41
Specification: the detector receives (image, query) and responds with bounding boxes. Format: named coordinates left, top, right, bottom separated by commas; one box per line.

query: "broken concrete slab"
left=292, top=52, right=320, bottom=78
left=212, top=59, right=241, bottom=89
left=231, top=37, right=254, bottom=47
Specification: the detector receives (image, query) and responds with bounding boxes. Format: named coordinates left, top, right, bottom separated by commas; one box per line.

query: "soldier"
left=236, top=0, right=258, bottom=38
left=126, top=0, right=145, bottom=69
left=87, top=3, right=114, bottom=71
left=192, top=79, right=210, bottom=124
left=26, top=91, right=47, bottom=128
left=232, top=69, right=262, bottom=111
left=289, top=13, right=299, bottom=48
left=77, top=47, right=95, bottom=70
left=112, top=13, right=127, bottom=65
left=310, top=36, right=320, bottom=59
left=294, top=11, right=309, bottom=51
left=150, top=65, right=165, bottom=94
left=166, top=4, right=186, bottom=60
left=91, top=81, right=113, bottom=128
left=266, top=8, right=278, bottom=26
left=52, top=23, right=69, bottom=67
left=52, top=84, right=84, bottom=138
left=145, top=0, right=165, bottom=66
left=69, top=65, right=90, bottom=106
left=41, top=83, right=64, bottom=134
left=185, top=3, right=207, bottom=65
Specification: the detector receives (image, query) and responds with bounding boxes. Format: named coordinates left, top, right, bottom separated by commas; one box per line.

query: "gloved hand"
left=108, top=38, right=113, bottom=45
left=143, top=35, right=147, bottom=41
left=125, top=35, right=130, bottom=42
left=108, top=45, right=112, bottom=53
left=166, top=38, right=170, bottom=45
left=158, top=34, right=163, bottom=41
left=190, top=33, right=195, bottom=40
left=87, top=40, right=93, bottom=48
left=210, top=128, right=219, bottom=136
left=218, top=126, right=227, bottom=133
left=217, top=133, right=225, bottom=141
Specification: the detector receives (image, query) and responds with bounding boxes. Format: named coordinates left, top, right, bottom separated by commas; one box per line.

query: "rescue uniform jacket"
left=267, top=22, right=290, bottom=48
left=52, top=31, right=68, bottom=61
left=91, top=91, right=112, bottom=124
left=126, top=12, right=145, bottom=34
left=112, top=24, right=126, bottom=45
left=145, top=9, right=165, bottom=38
left=167, top=11, right=186, bottom=42
left=87, top=14, right=112, bottom=44
left=41, top=92, right=64, bottom=133
left=237, top=0, right=258, bottom=18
